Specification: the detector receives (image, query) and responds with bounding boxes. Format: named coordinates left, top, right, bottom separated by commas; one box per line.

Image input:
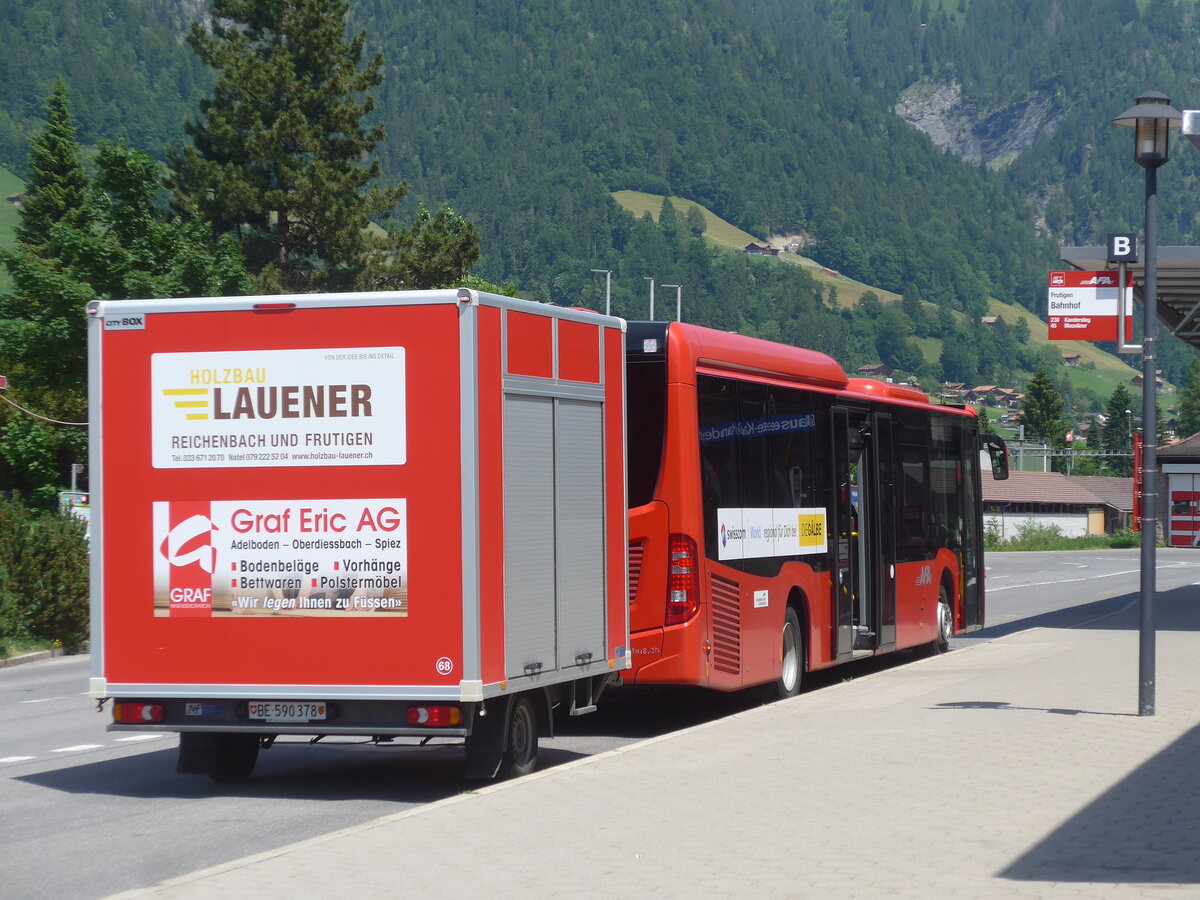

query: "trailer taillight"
left=666, top=533, right=700, bottom=626
left=113, top=703, right=164, bottom=724
left=406, top=705, right=462, bottom=727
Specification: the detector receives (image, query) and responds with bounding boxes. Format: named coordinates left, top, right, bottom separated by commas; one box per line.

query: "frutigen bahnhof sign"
left=1047, top=270, right=1134, bottom=341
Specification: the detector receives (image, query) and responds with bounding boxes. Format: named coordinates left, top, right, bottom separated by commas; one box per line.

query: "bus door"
left=960, top=427, right=983, bottom=629
left=831, top=407, right=862, bottom=660
left=870, top=412, right=897, bottom=652
left=833, top=406, right=895, bottom=660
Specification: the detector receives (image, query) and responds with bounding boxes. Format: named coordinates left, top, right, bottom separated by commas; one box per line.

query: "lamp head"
left=1113, top=91, right=1182, bottom=168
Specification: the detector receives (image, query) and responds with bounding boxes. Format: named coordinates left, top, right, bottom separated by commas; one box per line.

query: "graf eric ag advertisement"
left=151, top=347, right=406, bottom=468
left=153, top=499, right=408, bottom=618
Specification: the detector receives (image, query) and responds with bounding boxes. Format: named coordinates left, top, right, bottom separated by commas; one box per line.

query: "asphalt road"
left=4, top=548, right=1197, bottom=899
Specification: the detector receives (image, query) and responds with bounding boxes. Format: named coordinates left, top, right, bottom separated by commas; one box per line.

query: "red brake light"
left=666, top=533, right=700, bottom=625
left=113, top=703, right=164, bottom=724
left=406, top=705, right=462, bottom=727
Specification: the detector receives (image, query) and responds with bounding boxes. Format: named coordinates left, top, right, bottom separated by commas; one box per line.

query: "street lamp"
left=662, top=283, right=682, bottom=322
left=590, top=268, right=611, bottom=316
left=644, top=276, right=655, bottom=321
left=1113, top=90, right=1181, bottom=717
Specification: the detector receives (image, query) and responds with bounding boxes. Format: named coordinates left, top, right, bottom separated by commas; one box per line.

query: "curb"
left=0, top=648, right=64, bottom=668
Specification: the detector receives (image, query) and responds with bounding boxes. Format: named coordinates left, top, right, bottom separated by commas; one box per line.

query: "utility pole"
left=662, top=283, right=682, bottom=322
left=589, top=268, right=611, bottom=316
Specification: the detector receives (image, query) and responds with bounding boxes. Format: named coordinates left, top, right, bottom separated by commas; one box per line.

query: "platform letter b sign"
left=1107, top=233, right=1138, bottom=263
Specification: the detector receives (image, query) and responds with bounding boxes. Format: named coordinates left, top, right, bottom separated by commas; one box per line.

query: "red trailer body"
left=88, top=289, right=629, bottom=780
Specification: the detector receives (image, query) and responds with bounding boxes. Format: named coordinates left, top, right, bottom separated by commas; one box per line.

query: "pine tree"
left=1020, top=366, right=1065, bottom=442
left=14, top=77, right=93, bottom=252
left=1014, top=317, right=1031, bottom=344
left=1101, top=383, right=1135, bottom=477
left=1176, top=359, right=1200, bottom=439
left=169, top=0, right=405, bottom=292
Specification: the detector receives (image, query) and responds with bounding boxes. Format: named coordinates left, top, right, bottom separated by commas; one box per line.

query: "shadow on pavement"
left=1000, top=722, right=1200, bottom=884
left=17, top=739, right=589, bottom=802
left=933, top=700, right=1136, bottom=718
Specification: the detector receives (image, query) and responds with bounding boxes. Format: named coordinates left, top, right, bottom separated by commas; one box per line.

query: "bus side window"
left=698, top=375, right=739, bottom=565
left=899, top=505, right=926, bottom=551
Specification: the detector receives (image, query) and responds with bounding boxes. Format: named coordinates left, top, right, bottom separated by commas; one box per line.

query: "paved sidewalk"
left=116, top=591, right=1200, bottom=899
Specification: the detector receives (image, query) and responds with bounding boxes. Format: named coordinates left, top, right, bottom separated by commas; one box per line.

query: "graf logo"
left=160, top=514, right=218, bottom=574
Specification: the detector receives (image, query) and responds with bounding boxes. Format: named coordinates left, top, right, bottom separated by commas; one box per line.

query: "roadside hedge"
left=0, top=496, right=89, bottom=654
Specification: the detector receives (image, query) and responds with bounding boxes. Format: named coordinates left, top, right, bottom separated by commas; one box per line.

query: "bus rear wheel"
left=933, top=585, right=953, bottom=654
left=773, top=606, right=804, bottom=699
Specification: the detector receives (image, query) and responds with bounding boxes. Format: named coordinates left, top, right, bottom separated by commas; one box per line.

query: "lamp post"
left=590, top=268, right=611, bottom=316
left=662, top=283, right=682, bottom=322
left=1113, top=90, right=1181, bottom=717
left=644, top=276, right=655, bottom=320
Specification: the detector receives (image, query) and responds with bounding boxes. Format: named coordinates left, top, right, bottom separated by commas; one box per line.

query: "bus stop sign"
left=1047, top=270, right=1133, bottom=341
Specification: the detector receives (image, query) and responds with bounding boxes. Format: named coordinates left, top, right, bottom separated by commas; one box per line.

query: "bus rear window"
left=626, top=323, right=668, bottom=508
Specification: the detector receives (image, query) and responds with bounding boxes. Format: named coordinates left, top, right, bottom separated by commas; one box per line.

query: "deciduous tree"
left=0, top=85, right=246, bottom=504
left=362, top=204, right=480, bottom=291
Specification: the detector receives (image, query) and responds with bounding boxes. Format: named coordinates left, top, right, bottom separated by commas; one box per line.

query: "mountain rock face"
left=895, top=80, right=1061, bottom=168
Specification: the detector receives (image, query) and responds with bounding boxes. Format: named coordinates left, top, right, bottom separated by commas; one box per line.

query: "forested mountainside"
left=0, top=0, right=206, bottom=170
left=359, top=0, right=1049, bottom=315
left=3, top=0, right=1200, bottom=388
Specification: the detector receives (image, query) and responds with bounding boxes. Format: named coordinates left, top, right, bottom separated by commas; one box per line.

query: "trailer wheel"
left=932, top=584, right=953, bottom=655
left=773, top=606, right=804, bottom=699
left=211, top=733, right=260, bottom=783
left=499, top=696, right=538, bottom=779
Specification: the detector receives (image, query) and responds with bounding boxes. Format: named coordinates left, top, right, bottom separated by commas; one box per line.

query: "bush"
left=1108, top=529, right=1139, bottom=548
left=0, top=496, right=89, bottom=652
left=986, top=518, right=1148, bottom=552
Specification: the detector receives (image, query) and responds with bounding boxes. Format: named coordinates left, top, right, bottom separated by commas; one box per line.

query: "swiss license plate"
left=247, top=701, right=327, bottom=723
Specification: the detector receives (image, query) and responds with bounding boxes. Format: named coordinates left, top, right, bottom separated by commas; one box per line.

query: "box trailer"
left=87, top=289, right=630, bottom=781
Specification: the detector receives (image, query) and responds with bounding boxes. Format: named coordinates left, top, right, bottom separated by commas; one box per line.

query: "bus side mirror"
left=981, top=433, right=1009, bottom=481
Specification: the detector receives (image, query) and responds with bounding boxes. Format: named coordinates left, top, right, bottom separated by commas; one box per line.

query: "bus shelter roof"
left=1059, top=245, right=1200, bottom=349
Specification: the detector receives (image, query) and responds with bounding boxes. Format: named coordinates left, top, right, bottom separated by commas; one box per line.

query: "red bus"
left=623, top=321, right=1008, bottom=697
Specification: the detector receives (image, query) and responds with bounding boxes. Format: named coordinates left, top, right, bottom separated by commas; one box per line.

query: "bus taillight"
left=666, top=534, right=699, bottom=625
